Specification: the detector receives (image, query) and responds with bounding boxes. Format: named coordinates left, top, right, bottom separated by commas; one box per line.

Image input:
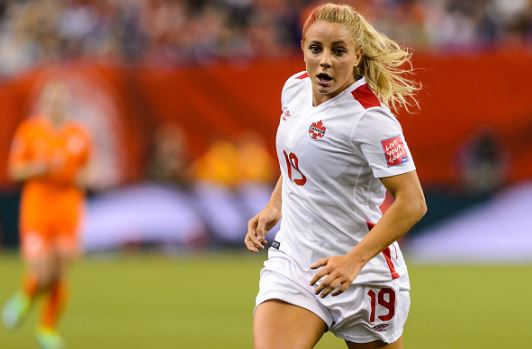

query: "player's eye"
left=333, top=48, right=346, bottom=56
left=309, top=45, right=321, bottom=54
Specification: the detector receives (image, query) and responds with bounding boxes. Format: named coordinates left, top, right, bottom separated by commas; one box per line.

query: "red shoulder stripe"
left=295, top=72, right=309, bottom=79
left=352, top=84, right=380, bottom=109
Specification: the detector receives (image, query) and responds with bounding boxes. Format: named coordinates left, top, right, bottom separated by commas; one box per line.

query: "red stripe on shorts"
left=382, top=247, right=400, bottom=280
left=367, top=221, right=400, bottom=280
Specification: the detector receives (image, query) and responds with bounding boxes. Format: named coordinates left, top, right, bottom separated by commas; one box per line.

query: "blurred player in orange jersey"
left=2, top=81, right=91, bottom=349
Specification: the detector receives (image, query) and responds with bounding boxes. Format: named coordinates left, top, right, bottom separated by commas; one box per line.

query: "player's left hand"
left=309, top=255, right=363, bottom=298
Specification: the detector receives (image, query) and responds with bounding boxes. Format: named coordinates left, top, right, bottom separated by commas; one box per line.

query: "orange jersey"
left=9, top=116, right=91, bottom=238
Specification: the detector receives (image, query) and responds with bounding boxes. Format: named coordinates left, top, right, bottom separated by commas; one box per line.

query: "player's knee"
left=34, top=273, right=52, bottom=290
left=34, top=270, right=61, bottom=290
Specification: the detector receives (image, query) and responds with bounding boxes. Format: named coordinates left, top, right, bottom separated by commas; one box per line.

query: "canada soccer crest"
left=309, top=120, right=326, bottom=139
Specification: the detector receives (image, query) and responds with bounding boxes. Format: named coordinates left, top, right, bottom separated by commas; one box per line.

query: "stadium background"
left=0, top=0, right=531, bottom=348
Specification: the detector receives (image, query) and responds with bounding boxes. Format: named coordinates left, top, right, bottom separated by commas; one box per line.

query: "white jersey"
left=273, top=71, right=416, bottom=285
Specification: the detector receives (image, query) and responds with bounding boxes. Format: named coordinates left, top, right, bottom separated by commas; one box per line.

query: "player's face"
left=40, top=83, right=70, bottom=125
left=303, top=20, right=362, bottom=106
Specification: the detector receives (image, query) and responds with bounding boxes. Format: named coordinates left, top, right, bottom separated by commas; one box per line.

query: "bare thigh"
left=254, top=299, right=327, bottom=349
left=346, top=336, right=403, bottom=349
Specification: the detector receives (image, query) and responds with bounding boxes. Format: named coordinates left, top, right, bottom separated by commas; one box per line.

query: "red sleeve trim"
left=351, top=84, right=380, bottom=109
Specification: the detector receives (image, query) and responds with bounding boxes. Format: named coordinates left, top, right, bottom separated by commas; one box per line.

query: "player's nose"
left=319, top=51, right=332, bottom=68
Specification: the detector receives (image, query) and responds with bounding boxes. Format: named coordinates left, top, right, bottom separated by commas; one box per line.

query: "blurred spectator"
left=86, top=130, right=278, bottom=250
left=498, top=0, right=532, bottom=45
left=190, top=138, right=247, bottom=245
left=457, top=126, right=507, bottom=195
left=192, top=138, right=240, bottom=187
left=236, top=131, right=275, bottom=185
left=82, top=121, right=209, bottom=252
left=83, top=121, right=207, bottom=252
left=235, top=131, right=279, bottom=235
left=1, top=0, right=532, bottom=78
left=147, top=122, right=191, bottom=186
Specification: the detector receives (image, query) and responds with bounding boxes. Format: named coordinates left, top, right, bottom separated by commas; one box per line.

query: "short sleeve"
left=351, top=107, right=416, bottom=178
left=281, top=71, right=307, bottom=114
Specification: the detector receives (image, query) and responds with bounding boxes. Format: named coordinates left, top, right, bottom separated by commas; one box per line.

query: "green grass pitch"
left=1, top=252, right=531, bottom=348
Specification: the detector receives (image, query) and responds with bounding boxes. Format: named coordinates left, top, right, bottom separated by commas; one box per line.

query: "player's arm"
left=9, top=161, right=49, bottom=182
left=244, top=175, right=283, bottom=253
left=346, top=170, right=426, bottom=264
left=311, top=170, right=426, bottom=297
left=10, top=148, right=66, bottom=182
left=8, top=128, right=49, bottom=181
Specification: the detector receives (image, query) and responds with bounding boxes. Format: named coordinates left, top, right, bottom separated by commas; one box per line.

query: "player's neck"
left=48, top=114, right=66, bottom=129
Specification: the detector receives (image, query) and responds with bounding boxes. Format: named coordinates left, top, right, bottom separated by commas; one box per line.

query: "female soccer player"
left=2, top=81, right=91, bottom=349
left=244, top=3, right=426, bottom=349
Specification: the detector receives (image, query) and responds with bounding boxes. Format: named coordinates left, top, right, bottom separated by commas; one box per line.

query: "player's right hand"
left=244, top=206, right=281, bottom=253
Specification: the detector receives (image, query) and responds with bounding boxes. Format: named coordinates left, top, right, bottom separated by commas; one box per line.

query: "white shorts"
left=255, top=248, right=410, bottom=344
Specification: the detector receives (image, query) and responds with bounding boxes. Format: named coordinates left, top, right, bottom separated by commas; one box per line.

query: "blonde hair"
left=302, top=3, right=420, bottom=112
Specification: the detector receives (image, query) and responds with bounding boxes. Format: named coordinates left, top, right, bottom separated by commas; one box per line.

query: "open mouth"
left=316, top=73, right=333, bottom=84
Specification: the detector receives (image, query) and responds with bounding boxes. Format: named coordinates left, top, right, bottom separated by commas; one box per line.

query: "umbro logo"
left=309, top=120, right=326, bottom=139
left=281, top=109, right=291, bottom=121
left=371, top=323, right=389, bottom=331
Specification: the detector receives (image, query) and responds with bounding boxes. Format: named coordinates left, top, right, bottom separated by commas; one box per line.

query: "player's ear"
left=353, top=47, right=363, bottom=67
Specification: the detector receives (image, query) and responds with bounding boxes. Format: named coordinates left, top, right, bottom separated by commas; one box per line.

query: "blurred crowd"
left=83, top=126, right=278, bottom=250
left=0, top=0, right=531, bottom=77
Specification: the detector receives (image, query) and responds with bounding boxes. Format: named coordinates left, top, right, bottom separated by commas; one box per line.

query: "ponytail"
left=302, top=3, right=420, bottom=112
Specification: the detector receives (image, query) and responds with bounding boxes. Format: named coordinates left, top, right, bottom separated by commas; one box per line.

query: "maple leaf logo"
left=308, top=120, right=326, bottom=139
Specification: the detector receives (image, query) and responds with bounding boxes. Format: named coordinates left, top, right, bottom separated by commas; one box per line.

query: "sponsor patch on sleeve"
left=381, top=135, right=409, bottom=167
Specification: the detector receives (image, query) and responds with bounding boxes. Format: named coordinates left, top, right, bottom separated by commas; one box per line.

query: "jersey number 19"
left=283, top=150, right=306, bottom=186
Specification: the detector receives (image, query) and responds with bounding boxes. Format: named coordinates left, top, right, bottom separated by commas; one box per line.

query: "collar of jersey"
left=308, top=77, right=367, bottom=110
